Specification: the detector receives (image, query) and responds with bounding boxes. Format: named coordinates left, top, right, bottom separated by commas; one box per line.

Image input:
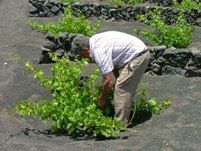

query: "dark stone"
left=68, top=34, right=79, bottom=42
left=185, top=67, right=201, bottom=77
left=39, top=11, right=45, bottom=17
left=42, top=40, right=59, bottom=50
left=93, top=10, right=101, bottom=17
left=56, top=49, right=65, bottom=57
left=43, top=6, right=50, bottom=14
left=29, top=3, right=38, bottom=13
left=29, top=0, right=38, bottom=6
left=49, top=0, right=58, bottom=5
left=47, top=11, right=55, bottom=17
left=58, top=32, right=69, bottom=43
left=162, top=49, right=191, bottom=68
left=50, top=6, right=60, bottom=14
left=173, top=49, right=192, bottom=68
left=162, top=65, right=186, bottom=76
left=191, top=49, right=201, bottom=67
left=38, top=51, right=54, bottom=64
left=41, top=45, right=54, bottom=52
left=149, top=46, right=166, bottom=58
left=101, top=8, right=108, bottom=16
left=196, top=18, right=201, bottom=26
left=35, top=2, right=43, bottom=11
left=158, top=0, right=173, bottom=7
left=45, top=33, right=56, bottom=42
left=109, top=9, right=118, bottom=17
left=152, top=63, right=162, bottom=75
left=153, top=57, right=166, bottom=65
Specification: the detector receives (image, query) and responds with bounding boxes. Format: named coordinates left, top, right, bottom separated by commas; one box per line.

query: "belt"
left=134, top=49, right=149, bottom=59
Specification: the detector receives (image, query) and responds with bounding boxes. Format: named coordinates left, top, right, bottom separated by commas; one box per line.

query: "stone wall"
left=70, top=3, right=201, bottom=26
left=28, top=0, right=201, bottom=26
left=39, top=33, right=201, bottom=77
left=29, top=0, right=65, bottom=17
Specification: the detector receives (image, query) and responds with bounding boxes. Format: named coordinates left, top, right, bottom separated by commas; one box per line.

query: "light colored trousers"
left=114, top=51, right=150, bottom=126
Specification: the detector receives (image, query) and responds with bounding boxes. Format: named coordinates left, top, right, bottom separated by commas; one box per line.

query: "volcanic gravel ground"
left=0, top=0, right=201, bottom=150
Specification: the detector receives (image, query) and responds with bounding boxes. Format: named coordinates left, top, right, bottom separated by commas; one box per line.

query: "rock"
left=51, top=6, right=60, bottom=14
left=41, top=45, right=54, bottom=52
left=29, top=3, right=38, bottom=13
left=45, top=33, right=56, bottom=42
left=39, top=11, right=45, bottom=17
left=152, top=63, right=162, bottom=75
left=42, top=40, right=59, bottom=50
left=185, top=67, right=201, bottom=77
left=56, top=49, right=65, bottom=57
left=196, top=17, right=201, bottom=26
left=149, top=45, right=166, bottom=58
left=47, top=11, right=55, bottom=17
left=28, top=3, right=39, bottom=17
left=68, top=34, right=79, bottom=42
left=38, top=51, right=54, bottom=64
left=43, top=6, right=50, bottom=14
left=162, top=65, right=186, bottom=76
left=191, top=49, right=201, bottom=67
left=172, top=49, right=192, bottom=68
left=58, top=32, right=69, bottom=43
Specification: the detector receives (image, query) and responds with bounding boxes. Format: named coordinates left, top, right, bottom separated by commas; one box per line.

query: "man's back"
left=89, top=31, right=147, bottom=74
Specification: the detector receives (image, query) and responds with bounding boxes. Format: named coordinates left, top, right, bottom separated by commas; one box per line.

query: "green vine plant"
left=59, top=0, right=78, bottom=4
left=14, top=54, right=171, bottom=138
left=128, top=84, right=171, bottom=127
left=108, top=0, right=143, bottom=6
left=134, top=9, right=194, bottom=48
left=173, top=0, right=201, bottom=11
left=28, top=8, right=99, bottom=36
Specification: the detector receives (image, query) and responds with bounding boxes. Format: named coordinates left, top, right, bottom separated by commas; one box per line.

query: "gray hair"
left=71, top=34, right=90, bottom=56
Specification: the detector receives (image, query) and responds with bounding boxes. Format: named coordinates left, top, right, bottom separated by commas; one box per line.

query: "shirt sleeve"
left=93, top=51, right=114, bottom=75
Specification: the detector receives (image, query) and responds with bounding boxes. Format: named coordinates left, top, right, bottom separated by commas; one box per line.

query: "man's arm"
left=98, top=72, right=115, bottom=109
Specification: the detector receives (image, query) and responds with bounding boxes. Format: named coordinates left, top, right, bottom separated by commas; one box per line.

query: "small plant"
left=59, top=0, right=77, bottom=3
left=15, top=55, right=125, bottom=138
left=173, top=0, right=201, bottom=11
left=29, top=8, right=99, bottom=36
left=15, top=54, right=171, bottom=138
left=109, top=0, right=143, bottom=6
left=134, top=9, right=194, bottom=48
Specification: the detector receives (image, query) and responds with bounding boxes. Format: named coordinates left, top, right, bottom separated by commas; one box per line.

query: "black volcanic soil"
left=0, top=0, right=201, bottom=150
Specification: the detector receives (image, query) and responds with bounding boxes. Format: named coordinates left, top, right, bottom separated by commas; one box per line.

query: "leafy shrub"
left=59, top=0, right=77, bottom=3
left=134, top=9, right=194, bottom=48
left=133, top=84, right=171, bottom=115
left=15, top=55, right=125, bottom=138
left=15, top=54, right=170, bottom=138
left=29, top=8, right=99, bottom=36
left=173, top=0, right=201, bottom=11
left=109, top=0, right=143, bottom=6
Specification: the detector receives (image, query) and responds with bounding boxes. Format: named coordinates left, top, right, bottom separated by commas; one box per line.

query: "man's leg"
left=114, top=52, right=150, bottom=126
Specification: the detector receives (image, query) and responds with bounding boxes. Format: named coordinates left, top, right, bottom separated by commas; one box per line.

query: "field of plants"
left=12, top=0, right=201, bottom=138
left=0, top=0, right=201, bottom=150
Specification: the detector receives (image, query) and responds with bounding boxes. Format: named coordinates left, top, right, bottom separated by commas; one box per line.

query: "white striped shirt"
left=89, top=31, right=147, bottom=74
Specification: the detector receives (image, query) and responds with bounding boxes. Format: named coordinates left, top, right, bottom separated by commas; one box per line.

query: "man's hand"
left=98, top=96, right=106, bottom=110
left=98, top=71, right=115, bottom=110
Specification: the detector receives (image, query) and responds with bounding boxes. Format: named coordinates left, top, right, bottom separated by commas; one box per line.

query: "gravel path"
left=0, top=0, right=201, bottom=150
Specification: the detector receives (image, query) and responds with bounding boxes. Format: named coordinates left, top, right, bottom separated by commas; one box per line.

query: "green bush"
left=29, top=8, right=99, bottom=36
left=108, top=0, right=143, bottom=6
left=15, top=54, right=170, bottom=138
left=173, top=0, right=201, bottom=11
left=15, top=55, right=125, bottom=138
left=59, top=0, right=77, bottom=3
left=134, top=9, right=194, bottom=48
